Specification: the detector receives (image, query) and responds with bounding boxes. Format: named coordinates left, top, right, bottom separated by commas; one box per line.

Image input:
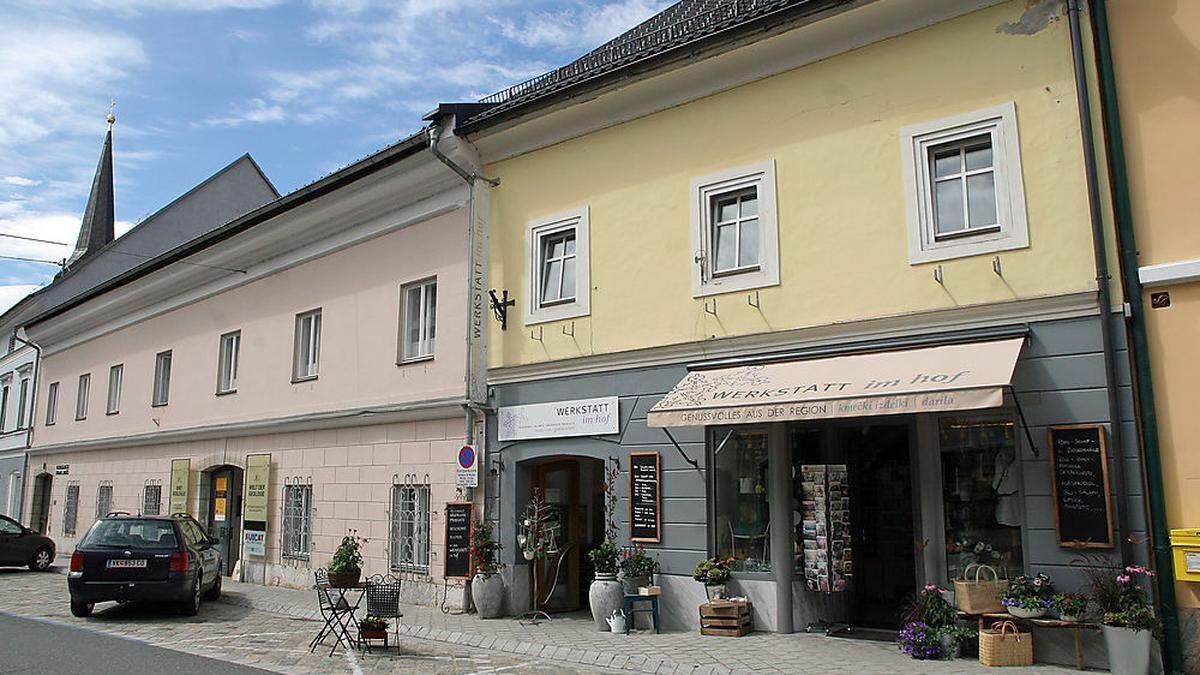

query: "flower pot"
left=327, top=569, right=361, bottom=588
left=1059, top=614, right=1081, bottom=623
left=360, top=628, right=387, bottom=640
left=472, top=573, right=506, bottom=619
left=1102, top=625, right=1152, bottom=675
left=1007, top=605, right=1046, bottom=619
left=939, top=634, right=961, bottom=660
left=622, top=574, right=651, bottom=595
left=589, top=573, right=624, bottom=631
left=705, top=583, right=727, bottom=600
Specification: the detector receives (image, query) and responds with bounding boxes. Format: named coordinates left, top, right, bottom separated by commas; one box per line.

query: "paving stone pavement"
left=208, top=573, right=1087, bottom=674
left=0, top=568, right=603, bottom=674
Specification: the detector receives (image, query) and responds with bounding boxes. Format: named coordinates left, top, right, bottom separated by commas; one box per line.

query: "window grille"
left=143, top=484, right=162, bottom=516
left=96, top=484, right=113, bottom=519
left=389, top=483, right=430, bottom=573
left=63, top=484, right=80, bottom=536
left=282, top=484, right=312, bottom=560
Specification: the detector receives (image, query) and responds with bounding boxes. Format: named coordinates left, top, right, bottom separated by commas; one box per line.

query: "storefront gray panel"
left=0, top=455, right=24, bottom=519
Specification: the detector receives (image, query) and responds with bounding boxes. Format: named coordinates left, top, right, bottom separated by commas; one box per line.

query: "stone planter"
left=589, top=572, right=624, bottom=631
left=1102, top=625, right=1153, bottom=675
left=472, top=573, right=506, bottom=619
left=621, top=574, right=651, bottom=595
left=1007, top=605, right=1046, bottom=619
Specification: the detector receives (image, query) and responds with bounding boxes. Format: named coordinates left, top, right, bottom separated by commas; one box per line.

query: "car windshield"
left=80, top=519, right=178, bottom=549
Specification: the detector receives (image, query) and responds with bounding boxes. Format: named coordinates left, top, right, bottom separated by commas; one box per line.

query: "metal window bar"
left=389, top=483, right=430, bottom=574
left=63, top=484, right=79, bottom=536
left=142, top=484, right=162, bottom=516
left=282, top=485, right=312, bottom=560
left=95, top=484, right=112, bottom=520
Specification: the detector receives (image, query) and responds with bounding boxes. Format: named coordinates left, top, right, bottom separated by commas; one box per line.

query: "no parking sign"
left=455, top=444, right=479, bottom=488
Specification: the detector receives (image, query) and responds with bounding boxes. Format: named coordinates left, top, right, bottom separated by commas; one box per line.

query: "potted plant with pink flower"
left=1001, top=572, right=1055, bottom=618
left=1084, top=561, right=1161, bottom=675
left=1052, top=592, right=1088, bottom=623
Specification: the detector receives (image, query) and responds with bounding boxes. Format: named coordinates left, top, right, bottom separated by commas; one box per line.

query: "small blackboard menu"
left=629, top=451, right=662, bottom=543
left=445, top=502, right=473, bottom=579
left=1048, top=424, right=1114, bottom=548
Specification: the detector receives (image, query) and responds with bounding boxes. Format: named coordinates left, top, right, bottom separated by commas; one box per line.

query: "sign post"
left=243, top=454, right=271, bottom=557
left=169, top=458, right=190, bottom=515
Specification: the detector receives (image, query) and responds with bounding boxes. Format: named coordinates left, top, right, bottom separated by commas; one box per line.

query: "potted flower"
left=327, top=531, right=366, bottom=587
left=934, top=624, right=976, bottom=660
left=1053, top=592, right=1088, bottom=623
left=902, top=585, right=965, bottom=660
left=1085, top=563, right=1162, bottom=675
left=896, top=621, right=942, bottom=660
left=359, top=616, right=389, bottom=640
left=1001, top=573, right=1054, bottom=618
left=470, top=519, right=506, bottom=619
left=587, top=539, right=623, bottom=631
left=692, top=556, right=734, bottom=600
left=619, top=544, right=659, bottom=594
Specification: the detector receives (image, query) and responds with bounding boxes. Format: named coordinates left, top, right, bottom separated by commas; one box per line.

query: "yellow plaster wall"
left=486, top=1, right=1100, bottom=368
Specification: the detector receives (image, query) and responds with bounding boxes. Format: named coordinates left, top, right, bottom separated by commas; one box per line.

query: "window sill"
left=908, top=234, right=1028, bottom=265
left=215, top=388, right=238, bottom=397
left=105, top=410, right=119, bottom=416
left=694, top=273, right=779, bottom=299
left=151, top=402, right=168, bottom=408
left=525, top=303, right=590, bottom=327
left=291, top=375, right=318, bottom=384
left=397, top=355, right=434, bottom=366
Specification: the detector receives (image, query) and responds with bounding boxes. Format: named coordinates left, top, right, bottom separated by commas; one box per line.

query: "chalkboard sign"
left=445, top=502, right=474, bottom=579
left=629, top=452, right=662, bottom=543
left=1048, top=424, right=1114, bottom=548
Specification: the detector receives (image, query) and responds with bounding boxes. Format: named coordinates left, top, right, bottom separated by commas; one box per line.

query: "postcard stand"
left=800, top=464, right=852, bottom=636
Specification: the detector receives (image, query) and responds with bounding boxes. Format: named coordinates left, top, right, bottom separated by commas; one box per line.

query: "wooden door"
left=530, top=460, right=581, bottom=613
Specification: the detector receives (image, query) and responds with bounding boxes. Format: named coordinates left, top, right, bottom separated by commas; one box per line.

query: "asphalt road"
left=0, top=611, right=270, bottom=674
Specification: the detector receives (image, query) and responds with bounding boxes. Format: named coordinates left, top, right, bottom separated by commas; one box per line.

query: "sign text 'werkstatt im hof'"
left=498, top=396, right=619, bottom=441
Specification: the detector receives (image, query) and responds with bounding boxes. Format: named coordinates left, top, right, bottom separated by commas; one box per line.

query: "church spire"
left=66, top=113, right=116, bottom=268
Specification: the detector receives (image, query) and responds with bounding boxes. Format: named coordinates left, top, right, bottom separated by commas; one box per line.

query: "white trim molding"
left=1139, top=257, right=1200, bottom=288
left=524, top=206, right=590, bottom=326
left=900, top=102, right=1029, bottom=264
left=690, top=160, right=780, bottom=298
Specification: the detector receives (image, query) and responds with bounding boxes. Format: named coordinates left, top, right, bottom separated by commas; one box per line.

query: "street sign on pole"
left=456, top=445, right=479, bottom=488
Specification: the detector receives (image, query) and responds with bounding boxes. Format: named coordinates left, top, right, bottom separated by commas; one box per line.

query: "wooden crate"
left=700, top=600, right=753, bottom=637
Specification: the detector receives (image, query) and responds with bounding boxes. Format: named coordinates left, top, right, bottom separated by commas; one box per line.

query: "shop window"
left=524, top=206, right=590, bottom=325
left=390, top=483, right=430, bottom=574
left=142, top=485, right=162, bottom=516
left=45, top=381, right=58, bottom=426
left=690, top=160, right=779, bottom=297
left=940, top=417, right=1024, bottom=581
left=95, top=484, right=113, bottom=519
left=63, top=484, right=80, bottom=536
left=712, top=429, right=771, bottom=572
left=281, top=484, right=312, bottom=560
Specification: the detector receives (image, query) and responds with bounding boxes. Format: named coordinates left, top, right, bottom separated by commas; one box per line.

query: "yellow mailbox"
left=1170, top=529, right=1200, bottom=583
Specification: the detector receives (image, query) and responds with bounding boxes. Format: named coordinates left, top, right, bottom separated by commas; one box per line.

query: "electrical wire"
left=0, top=233, right=71, bottom=246
left=0, top=254, right=63, bottom=266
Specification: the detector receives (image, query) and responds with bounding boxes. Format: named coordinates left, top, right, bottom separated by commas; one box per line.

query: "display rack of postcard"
left=800, top=464, right=852, bottom=593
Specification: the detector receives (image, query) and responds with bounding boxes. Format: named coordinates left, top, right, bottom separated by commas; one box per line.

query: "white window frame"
left=217, top=330, right=240, bottom=394
left=16, top=373, right=29, bottom=429
left=0, top=383, right=8, bottom=431
left=524, top=206, right=590, bottom=326
left=106, top=364, right=122, bottom=415
left=900, top=102, right=1029, bottom=264
left=690, top=160, right=780, bottom=297
left=152, top=350, right=172, bottom=406
left=389, top=483, right=430, bottom=574
left=400, top=278, right=437, bottom=363
left=293, top=309, right=321, bottom=382
left=281, top=484, right=312, bottom=560
left=45, top=381, right=58, bottom=426
left=75, top=373, right=90, bottom=421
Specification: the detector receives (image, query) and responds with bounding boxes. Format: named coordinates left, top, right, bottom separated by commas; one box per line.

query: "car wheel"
left=180, top=575, right=201, bottom=616
left=29, top=547, right=53, bottom=572
left=70, top=600, right=94, bottom=618
left=202, top=573, right=221, bottom=601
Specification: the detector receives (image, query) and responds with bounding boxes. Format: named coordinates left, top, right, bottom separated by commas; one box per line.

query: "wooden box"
left=699, top=600, right=753, bottom=637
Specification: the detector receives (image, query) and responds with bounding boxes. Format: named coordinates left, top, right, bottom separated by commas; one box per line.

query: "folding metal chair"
left=364, top=574, right=403, bottom=652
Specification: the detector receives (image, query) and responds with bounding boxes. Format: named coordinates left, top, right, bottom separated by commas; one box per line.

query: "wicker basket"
left=979, top=620, right=1033, bottom=667
left=954, top=563, right=1009, bottom=614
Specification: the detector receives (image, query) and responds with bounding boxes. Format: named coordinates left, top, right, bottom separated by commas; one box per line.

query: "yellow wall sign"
left=169, top=459, right=190, bottom=515
left=244, top=454, right=271, bottom=526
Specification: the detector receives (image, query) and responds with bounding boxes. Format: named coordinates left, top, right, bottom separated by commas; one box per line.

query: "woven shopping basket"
left=954, top=563, right=1009, bottom=614
left=979, top=620, right=1033, bottom=667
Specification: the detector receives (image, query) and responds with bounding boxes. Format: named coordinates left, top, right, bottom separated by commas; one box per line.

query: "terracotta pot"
left=328, top=569, right=361, bottom=588
left=589, top=573, right=624, bottom=631
left=472, top=573, right=506, bottom=619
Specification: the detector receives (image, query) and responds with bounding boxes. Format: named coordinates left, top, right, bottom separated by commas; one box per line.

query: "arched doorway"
left=28, top=473, right=51, bottom=534
left=202, top=465, right=243, bottom=576
left=523, top=456, right=604, bottom=614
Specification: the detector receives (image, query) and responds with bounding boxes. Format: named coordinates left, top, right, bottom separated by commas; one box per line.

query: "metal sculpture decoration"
left=516, top=490, right=569, bottom=625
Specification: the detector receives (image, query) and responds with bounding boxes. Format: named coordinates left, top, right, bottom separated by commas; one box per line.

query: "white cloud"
left=0, top=284, right=42, bottom=314
left=1, top=176, right=40, bottom=187
left=494, top=0, right=671, bottom=51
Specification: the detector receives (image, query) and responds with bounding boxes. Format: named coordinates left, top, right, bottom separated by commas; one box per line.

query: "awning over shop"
left=647, top=337, right=1025, bottom=428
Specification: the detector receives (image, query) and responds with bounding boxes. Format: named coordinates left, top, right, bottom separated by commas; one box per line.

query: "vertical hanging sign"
left=467, top=181, right=490, bottom=405
left=169, top=458, right=190, bottom=515
left=243, top=453, right=271, bottom=557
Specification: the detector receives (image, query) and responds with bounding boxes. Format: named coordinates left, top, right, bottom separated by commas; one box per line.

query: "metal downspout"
left=1066, top=0, right=1131, bottom=563
left=1087, top=1, right=1184, bottom=670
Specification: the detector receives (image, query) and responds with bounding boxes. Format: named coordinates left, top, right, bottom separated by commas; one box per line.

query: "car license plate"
left=106, top=559, right=147, bottom=568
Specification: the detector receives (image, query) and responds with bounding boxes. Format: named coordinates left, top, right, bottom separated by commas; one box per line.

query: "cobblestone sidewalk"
left=216, top=577, right=1084, bottom=674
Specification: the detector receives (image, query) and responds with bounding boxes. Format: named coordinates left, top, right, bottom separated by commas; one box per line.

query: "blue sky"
left=0, top=0, right=670, bottom=311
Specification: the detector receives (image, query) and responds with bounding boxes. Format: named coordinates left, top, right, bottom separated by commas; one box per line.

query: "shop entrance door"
left=205, top=466, right=243, bottom=576
left=28, top=474, right=51, bottom=534
left=840, top=424, right=916, bottom=629
left=527, top=457, right=603, bottom=614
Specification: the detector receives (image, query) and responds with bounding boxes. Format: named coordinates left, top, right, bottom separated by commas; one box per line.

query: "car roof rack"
left=105, top=511, right=133, bottom=517
left=169, top=512, right=190, bottom=519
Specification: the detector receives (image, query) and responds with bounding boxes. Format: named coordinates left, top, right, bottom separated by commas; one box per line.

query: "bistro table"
left=962, top=611, right=1099, bottom=670
left=310, top=582, right=367, bottom=657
